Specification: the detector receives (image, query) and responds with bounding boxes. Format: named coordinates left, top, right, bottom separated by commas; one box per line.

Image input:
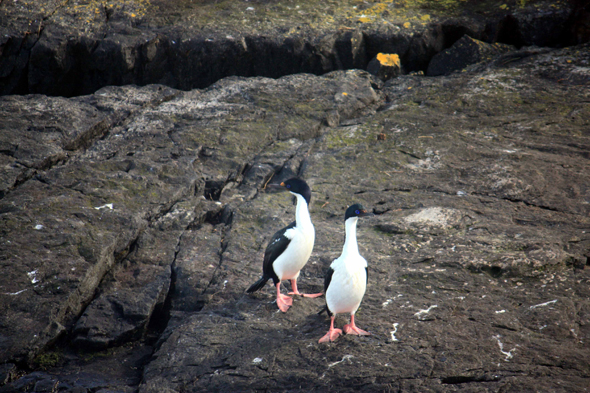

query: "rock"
left=495, top=4, right=574, bottom=47
left=0, top=1, right=580, bottom=96
left=0, top=68, right=381, bottom=368
left=72, top=265, right=171, bottom=350
left=0, top=84, right=179, bottom=198
left=1, top=3, right=590, bottom=393
left=427, top=35, right=515, bottom=76
left=367, top=53, right=402, bottom=81
left=138, top=44, right=589, bottom=392
left=0, top=346, right=150, bottom=393
left=0, top=364, right=16, bottom=386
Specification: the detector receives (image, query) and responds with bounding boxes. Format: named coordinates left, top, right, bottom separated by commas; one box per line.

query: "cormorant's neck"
left=342, top=217, right=359, bottom=256
left=293, top=193, right=313, bottom=229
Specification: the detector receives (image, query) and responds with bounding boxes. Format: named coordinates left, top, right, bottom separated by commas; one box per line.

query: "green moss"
left=326, top=128, right=367, bottom=149
left=396, top=0, right=469, bottom=12
left=33, top=351, right=62, bottom=370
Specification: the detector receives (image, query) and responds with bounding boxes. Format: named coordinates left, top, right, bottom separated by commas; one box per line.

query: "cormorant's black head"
left=344, top=203, right=373, bottom=221
left=280, top=178, right=312, bottom=205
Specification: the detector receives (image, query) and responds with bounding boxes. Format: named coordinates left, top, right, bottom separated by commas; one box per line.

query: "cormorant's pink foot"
left=343, top=324, right=370, bottom=336
left=288, top=279, right=324, bottom=298
left=318, top=316, right=341, bottom=343
left=277, top=294, right=292, bottom=312
left=288, top=291, right=323, bottom=298
left=343, top=315, right=370, bottom=336
left=319, top=328, right=342, bottom=343
left=276, top=283, right=292, bottom=312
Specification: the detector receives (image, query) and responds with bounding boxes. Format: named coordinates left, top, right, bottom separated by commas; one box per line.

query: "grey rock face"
left=0, top=1, right=581, bottom=96
left=367, top=53, right=402, bottom=81
left=72, top=265, right=171, bottom=350
left=427, top=35, right=515, bottom=76
left=1, top=4, right=590, bottom=392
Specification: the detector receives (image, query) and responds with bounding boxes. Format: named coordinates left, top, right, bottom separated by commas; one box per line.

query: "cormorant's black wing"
left=323, top=266, right=334, bottom=293
left=319, top=266, right=335, bottom=316
left=262, top=221, right=296, bottom=283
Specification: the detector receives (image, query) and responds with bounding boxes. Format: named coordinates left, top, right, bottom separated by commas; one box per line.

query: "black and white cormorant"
left=319, top=203, right=373, bottom=343
left=247, top=178, right=322, bottom=312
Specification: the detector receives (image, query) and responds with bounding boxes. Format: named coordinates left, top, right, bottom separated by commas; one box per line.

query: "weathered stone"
left=367, top=53, right=402, bottom=81
left=427, top=34, right=515, bottom=76
left=0, top=1, right=580, bottom=96
left=0, top=95, right=107, bottom=197
left=0, top=3, right=589, bottom=393
left=72, top=265, right=171, bottom=350
left=0, top=364, right=15, bottom=386
left=139, top=44, right=590, bottom=393
left=0, top=68, right=380, bottom=369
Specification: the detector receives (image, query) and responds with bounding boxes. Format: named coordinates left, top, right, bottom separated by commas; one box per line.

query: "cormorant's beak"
left=358, top=209, right=374, bottom=217
left=265, top=182, right=286, bottom=189
left=265, top=182, right=293, bottom=202
left=265, top=183, right=283, bottom=190
left=278, top=182, right=297, bottom=205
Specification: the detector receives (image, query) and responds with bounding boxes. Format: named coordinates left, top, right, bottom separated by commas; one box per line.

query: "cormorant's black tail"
left=317, top=305, right=330, bottom=315
left=247, top=276, right=270, bottom=293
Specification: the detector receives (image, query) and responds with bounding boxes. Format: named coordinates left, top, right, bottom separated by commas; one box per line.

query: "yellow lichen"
left=61, top=0, right=152, bottom=21
left=377, top=53, right=400, bottom=67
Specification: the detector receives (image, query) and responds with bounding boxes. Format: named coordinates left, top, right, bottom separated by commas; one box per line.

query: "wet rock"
left=427, top=35, right=515, bottom=76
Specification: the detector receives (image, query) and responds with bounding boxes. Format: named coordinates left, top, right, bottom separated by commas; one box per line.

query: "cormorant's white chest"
left=318, top=204, right=372, bottom=343
left=272, top=225, right=314, bottom=280
left=325, top=255, right=367, bottom=314
left=272, top=193, right=315, bottom=280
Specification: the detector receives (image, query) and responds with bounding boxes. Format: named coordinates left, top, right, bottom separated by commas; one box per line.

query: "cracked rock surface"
left=1, top=17, right=590, bottom=393
left=0, top=0, right=582, bottom=96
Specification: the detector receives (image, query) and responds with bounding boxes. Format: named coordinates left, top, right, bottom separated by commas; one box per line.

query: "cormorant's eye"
left=355, top=210, right=360, bottom=215
left=286, top=184, right=291, bottom=188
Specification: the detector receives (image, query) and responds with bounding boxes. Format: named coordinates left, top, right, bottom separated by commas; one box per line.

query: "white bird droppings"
left=493, top=335, right=516, bottom=361
left=27, top=270, right=40, bottom=284
left=94, top=203, right=113, bottom=210
left=529, top=299, right=558, bottom=309
left=328, top=355, right=353, bottom=368
left=5, top=289, right=27, bottom=296
left=390, top=323, right=399, bottom=342
left=414, top=305, right=438, bottom=318
left=252, top=357, right=263, bottom=364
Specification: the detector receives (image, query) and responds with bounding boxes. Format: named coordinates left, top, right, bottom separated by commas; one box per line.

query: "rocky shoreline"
left=1, top=1, right=589, bottom=392
left=1, top=0, right=585, bottom=97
